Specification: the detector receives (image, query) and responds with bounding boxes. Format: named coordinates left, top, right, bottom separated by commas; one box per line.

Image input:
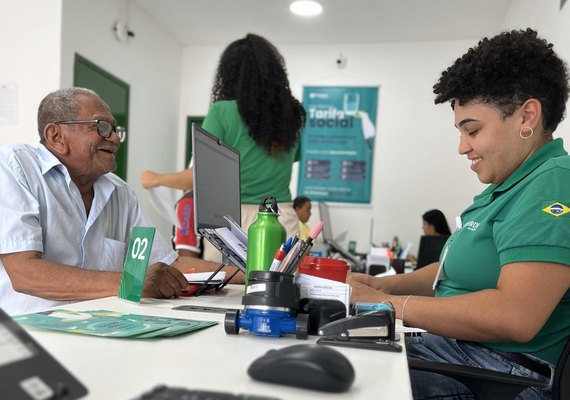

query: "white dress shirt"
left=0, top=144, right=177, bottom=315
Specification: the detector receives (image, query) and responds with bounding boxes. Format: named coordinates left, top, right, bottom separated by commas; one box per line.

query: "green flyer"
left=14, top=310, right=217, bottom=338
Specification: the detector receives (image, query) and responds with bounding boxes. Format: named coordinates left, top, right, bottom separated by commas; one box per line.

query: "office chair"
left=408, top=337, right=570, bottom=400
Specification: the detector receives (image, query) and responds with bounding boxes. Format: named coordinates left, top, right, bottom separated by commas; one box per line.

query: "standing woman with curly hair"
left=142, top=34, right=306, bottom=262
left=203, top=34, right=305, bottom=234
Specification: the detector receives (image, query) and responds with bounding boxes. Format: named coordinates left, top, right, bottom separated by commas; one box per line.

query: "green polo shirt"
left=202, top=100, right=299, bottom=204
left=435, top=138, right=570, bottom=365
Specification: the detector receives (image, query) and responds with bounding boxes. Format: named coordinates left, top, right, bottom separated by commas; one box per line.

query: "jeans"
left=406, top=334, right=552, bottom=400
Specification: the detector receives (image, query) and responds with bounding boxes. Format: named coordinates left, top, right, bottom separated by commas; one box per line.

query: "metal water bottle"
left=245, top=196, right=286, bottom=287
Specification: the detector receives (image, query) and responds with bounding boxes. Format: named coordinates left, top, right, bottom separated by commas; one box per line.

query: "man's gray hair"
left=37, top=88, right=108, bottom=142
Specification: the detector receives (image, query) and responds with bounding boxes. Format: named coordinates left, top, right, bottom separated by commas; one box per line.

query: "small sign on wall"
left=0, top=83, right=17, bottom=126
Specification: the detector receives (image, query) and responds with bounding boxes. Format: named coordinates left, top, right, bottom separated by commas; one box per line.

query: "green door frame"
left=185, top=116, right=205, bottom=167
left=73, top=54, right=130, bottom=180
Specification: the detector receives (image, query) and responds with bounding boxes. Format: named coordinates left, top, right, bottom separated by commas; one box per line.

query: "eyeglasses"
left=55, top=120, right=126, bottom=142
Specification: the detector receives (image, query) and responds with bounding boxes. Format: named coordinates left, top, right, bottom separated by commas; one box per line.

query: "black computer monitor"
left=416, top=235, right=450, bottom=269
left=192, top=124, right=241, bottom=231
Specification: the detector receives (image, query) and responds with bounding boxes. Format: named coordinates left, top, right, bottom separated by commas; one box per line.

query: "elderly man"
left=0, top=88, right=230, bottom=315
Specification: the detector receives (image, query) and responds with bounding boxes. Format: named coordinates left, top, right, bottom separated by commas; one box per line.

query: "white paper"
left=395, top=319, right=427, bottom=334
left=223, top=214, right=248, bottom=245
left=399, top=242, right=413, bottom=259
left=146, top=186, right=178, bottom=227
left=294, top=273, right=351, bottom=316
left=214, top=227, right=247, bottom=262
left=184, top=271, right=226, bottom=283
left=0, top=83, right=17, bottom=125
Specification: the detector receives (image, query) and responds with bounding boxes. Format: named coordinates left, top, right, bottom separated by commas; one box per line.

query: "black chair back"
left=552, top=337, right=570, bottom=400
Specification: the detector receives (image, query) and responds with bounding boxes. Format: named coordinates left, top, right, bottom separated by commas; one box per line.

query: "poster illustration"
left=298, top=86, right=379, bottom=203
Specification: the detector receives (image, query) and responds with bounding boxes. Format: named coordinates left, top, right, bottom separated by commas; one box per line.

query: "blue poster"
left=298, top=86, right=379, bottom=203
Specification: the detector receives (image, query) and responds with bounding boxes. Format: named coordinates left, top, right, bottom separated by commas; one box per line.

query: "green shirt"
left=435, top=138, right=570, bottom=365
left=202, top=100, right=299, bottom=205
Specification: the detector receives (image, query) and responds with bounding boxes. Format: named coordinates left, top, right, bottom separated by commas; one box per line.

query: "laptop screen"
left=192, top=124, right=241, bottom=231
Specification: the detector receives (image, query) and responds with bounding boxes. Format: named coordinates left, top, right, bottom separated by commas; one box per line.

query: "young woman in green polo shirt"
left=348, top=29, right=570, bottom=400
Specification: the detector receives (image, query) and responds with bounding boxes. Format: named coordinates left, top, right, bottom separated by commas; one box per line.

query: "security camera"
left=336, top=53, right=347, bottom=69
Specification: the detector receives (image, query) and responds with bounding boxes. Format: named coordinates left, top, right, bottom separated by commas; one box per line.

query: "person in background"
left=407, top=209, right=451, bottom=262
left=421, top=209, right=451, bottom=236
left=293, top=196, right=312, bottom=241
left=142, top=33, right=306, bottom=262
left=0, top=88, right=225, bottom=316
left=348, top=29, right=570, bottom=400
left=173, top=190, right=201, bottom=258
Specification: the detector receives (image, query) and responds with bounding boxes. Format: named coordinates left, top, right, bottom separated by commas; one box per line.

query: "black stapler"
left=316, top=309, right=402, bottom=352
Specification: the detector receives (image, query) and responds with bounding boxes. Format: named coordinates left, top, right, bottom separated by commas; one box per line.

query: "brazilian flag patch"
left=542, top=201, right=570, bottom=217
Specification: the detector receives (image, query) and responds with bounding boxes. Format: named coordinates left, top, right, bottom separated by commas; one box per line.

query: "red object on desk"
left=298, top=257, right=350, bottom=283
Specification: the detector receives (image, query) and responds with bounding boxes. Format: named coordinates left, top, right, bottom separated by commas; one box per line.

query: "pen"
left=269, top=244, right=287, bottom=271
left=290, top=234, right=300, bottom=249
left=278, top=239, right=304, bottom=273
left=283, top=237, right=293, bottom=253
left=285, top=221, right=324, bottom=274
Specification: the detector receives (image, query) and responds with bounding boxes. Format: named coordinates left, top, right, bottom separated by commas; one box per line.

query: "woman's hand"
left=140, top=169, right=161, bottom=189
left=349, top=279, right=390, bottom=304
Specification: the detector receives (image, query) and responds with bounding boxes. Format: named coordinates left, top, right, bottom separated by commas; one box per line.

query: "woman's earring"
left=520, top=127, right=534, bottom=140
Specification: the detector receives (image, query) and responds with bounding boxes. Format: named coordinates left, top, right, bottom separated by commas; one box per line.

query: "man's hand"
left=142, top=262, right=188, bottom=298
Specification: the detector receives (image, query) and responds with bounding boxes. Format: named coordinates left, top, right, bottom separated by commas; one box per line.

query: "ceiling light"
left=290, top=1, right=323, bottom=17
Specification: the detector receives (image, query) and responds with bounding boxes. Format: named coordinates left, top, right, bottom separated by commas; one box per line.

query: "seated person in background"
left=421, top=209, right=451, bottom=236
left=173, top=190, right=201, bottom=258
left=347, top=29, right=570, bottom=400
left=293, top=195, right=312, bottom=241
left=408, top=209, right=451, bottom=262
left=141, top=163, right=200, bottom=258
left=0, top=88, right=236, bottom=316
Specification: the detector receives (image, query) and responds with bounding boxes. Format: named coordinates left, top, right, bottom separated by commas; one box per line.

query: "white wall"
left=0, top=0, right=62, bottom=144
left=0, top=0, right=184, bottom=239
left=0, top=0, right=183, bottom=239
left=59, top=0, right=183, bottom=238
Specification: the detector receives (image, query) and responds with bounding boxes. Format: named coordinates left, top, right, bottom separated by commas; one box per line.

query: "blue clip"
left=354, top=302, right=394, bottom=314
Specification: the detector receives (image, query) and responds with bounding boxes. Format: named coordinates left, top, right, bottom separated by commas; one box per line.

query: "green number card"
left=118, top=227, right=156, bottom=303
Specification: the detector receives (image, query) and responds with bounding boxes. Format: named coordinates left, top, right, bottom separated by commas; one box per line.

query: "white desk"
left=22, top=285, right=413, bottom=399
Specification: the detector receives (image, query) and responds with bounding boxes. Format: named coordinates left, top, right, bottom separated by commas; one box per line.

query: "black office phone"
left=0, top=308, right=88, bottom=399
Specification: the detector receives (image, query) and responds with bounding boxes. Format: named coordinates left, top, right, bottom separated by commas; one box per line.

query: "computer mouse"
left=247, top=344, right=355, bottom=393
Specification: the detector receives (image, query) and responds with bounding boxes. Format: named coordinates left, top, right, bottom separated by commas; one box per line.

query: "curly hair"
left=211, top=33, right=306, bottom=154
left=433, top=28, right=569, bottom=134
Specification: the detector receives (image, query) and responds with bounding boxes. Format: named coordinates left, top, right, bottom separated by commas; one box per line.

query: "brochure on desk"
left=294, top=274, right=351, bottom=317
left=14, top=310, right=217, bottom=338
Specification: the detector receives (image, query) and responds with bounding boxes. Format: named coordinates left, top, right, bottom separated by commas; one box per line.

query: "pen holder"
left=224, top=271, right=309, bottom=339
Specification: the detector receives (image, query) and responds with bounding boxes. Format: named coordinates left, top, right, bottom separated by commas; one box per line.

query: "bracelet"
left=401, top=295, right=413, bottom=326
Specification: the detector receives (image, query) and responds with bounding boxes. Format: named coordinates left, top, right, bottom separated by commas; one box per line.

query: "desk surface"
left=23, top=285, right=412, bottom=400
